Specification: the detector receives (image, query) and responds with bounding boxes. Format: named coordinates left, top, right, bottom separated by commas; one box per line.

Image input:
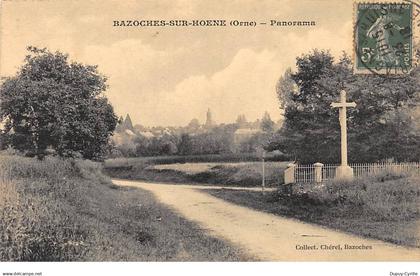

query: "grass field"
left=104, top=156, right=290, bottom=187
left=0, top=154, right=252, bottom=261
left=106, top=153, right=289, bottom=166
left=204, top=173, right=420, bottom=248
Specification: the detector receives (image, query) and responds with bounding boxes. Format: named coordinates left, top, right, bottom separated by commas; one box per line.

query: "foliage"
left=294, top=174, right=420, bottom=221
left=0, top=154, right=249, bottom=261
left=275, top=49, right=419, bottom=163
left=260, top=111, right=275, bottom=133
left=0, top=155, right=95, bottom=261
left=111, top=109, right=280, bottom=158
left=112, top=125, right=239, bottom=157
left=0, top=47, right=118, bottom=160
left=178, top=133, right=194, bottom=155
left=187, top=118, right=200, bottom=131
left=237, top=132, right=269, bottom=153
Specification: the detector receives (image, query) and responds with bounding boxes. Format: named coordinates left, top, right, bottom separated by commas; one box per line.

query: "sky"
left=0, top=0, right=355, bottom=127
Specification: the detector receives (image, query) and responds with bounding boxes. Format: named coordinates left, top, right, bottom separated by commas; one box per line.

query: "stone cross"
left=331, top=90, right=356, bottom=179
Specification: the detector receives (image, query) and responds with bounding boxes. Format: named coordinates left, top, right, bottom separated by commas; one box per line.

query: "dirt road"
left=114, top=179, right=420, bottom=261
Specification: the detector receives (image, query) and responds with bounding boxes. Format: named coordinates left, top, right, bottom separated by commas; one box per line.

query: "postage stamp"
left=354, top=2, right=414, bottom=74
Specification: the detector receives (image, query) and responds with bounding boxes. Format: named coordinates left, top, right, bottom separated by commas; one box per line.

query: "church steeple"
left=124, top=114, right=133, bottom=130
left=119, top=114, right=134, bottom=131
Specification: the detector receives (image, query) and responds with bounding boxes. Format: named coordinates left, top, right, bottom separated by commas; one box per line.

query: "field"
left=204, top=172, right=420, bottom=248
left=0, top=153, right=252, bottom=261
left=105, top=153, right=289, bottom=165
left=104, top=155, right=290, bottom=187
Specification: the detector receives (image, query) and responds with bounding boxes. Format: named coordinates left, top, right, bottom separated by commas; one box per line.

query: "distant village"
left=111, top=109, right=283, bottom=157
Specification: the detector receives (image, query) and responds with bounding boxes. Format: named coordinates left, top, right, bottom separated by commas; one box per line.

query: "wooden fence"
left=284, top=162, right=420, bottom=184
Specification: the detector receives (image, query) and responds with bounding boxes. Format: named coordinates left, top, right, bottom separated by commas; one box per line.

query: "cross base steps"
left=335, top=165, right=354, bottom=180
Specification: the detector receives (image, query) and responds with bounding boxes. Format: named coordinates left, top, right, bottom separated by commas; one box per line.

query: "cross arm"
left=330, top=102, right=357, bottom=108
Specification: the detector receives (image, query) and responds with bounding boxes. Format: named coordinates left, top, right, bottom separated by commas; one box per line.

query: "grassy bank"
left=104, top=156, right=289, bottom=187
left=0, top=154, right=251, bottom=261
left=204, top=173, right=420, bottom=248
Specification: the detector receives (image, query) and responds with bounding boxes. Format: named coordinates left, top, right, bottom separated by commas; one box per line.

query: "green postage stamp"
left=354, top=2, right=414, bottom=74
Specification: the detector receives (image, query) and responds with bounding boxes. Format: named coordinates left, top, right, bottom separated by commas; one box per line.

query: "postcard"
left=0, top=0, right=419, bottom=269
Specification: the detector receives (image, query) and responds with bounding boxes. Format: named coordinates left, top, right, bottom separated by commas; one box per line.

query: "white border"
left=0, top=262, right=419, bottom=276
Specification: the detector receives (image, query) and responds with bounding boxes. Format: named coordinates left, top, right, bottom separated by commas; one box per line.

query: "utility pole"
left=262, top=150, right=265, bottom=195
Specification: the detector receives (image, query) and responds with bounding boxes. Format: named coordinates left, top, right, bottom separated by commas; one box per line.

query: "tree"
left=261, top=111, right=275, bottom=132
left=177, top=133, right=193, bottom=155
left=276, top=67, right=295, bottom=110
left=187, top=118, right=200, bottom=131
left=275, top=49, right=419, bottom=163
left=0, top=46, right=118, bottom=160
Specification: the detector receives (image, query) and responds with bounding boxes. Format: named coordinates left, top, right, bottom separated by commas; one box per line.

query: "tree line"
left=111, top=123, right=274, bottom=158
left=0, top=46, right=418, bottom=163
left=272, top=50, right=419, bottom=163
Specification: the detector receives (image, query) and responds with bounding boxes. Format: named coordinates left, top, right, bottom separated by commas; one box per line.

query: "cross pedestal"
left=331, top=90, right=356, bottom=180
left=335, top=164, right=354, bottom=180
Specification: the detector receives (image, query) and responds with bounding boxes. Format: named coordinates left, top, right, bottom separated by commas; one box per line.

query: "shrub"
left=73, top=159, right=112, bottom=186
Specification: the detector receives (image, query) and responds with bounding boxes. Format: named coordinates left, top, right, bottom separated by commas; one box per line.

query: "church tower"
left=205, top=108, right=214, bottom=128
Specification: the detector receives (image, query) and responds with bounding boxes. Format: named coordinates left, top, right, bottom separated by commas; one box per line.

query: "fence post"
left=314, top=162, right=324, bottom=183
left=284, top=163, right=296, bottom=184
